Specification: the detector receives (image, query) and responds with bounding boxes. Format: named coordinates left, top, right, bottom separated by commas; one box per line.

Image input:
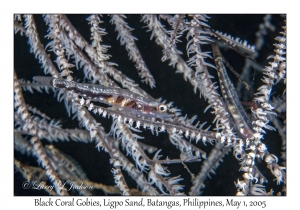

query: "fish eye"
left=158, top=104, right=167, bottom=113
